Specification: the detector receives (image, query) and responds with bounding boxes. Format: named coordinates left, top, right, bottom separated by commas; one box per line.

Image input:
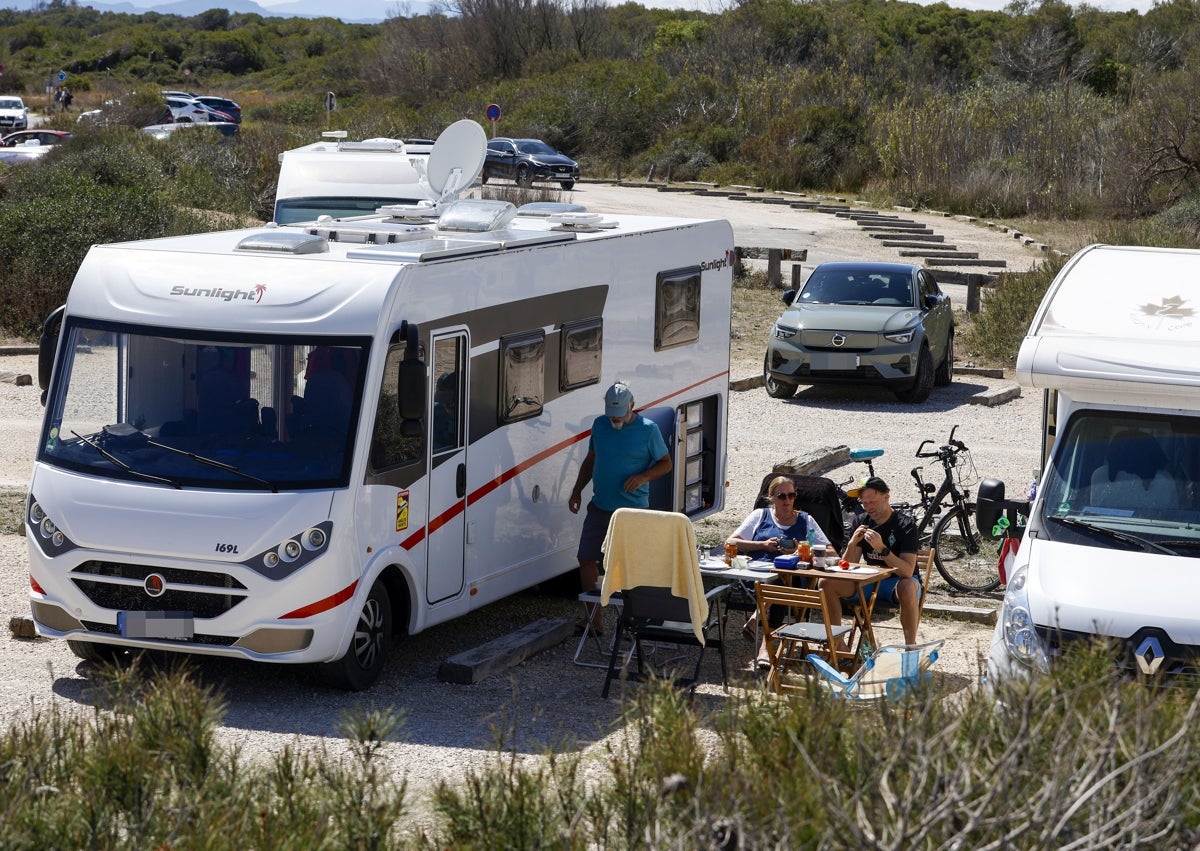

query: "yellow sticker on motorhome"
left=396, top=490, right=409, bottom=531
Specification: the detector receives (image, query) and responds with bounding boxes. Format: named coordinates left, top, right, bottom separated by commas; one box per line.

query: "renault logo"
left=144, top=573, right=167, bottom=598
left=831, top=333, right=847, bottom=347
left=1134, top=636, right=1165, bottom=675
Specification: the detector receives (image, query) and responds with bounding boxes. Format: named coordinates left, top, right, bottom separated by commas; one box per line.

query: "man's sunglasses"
left=773, top=492, right=796, bottom=500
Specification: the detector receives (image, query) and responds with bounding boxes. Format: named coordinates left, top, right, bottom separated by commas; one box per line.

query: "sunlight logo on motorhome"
left=1133, top=295, right=1193, bottom=332
left=699, top=250, right=733, bottom=272
left=169, top=284, right=267, bottom=304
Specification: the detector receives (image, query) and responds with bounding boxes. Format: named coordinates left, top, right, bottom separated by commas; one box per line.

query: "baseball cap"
left=604, top=381, right=633, bottom=417
left=860, top=476, right=890, bottom=494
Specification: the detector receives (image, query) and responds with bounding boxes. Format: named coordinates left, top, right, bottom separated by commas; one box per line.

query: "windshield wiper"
left=144, top=438, right=279, bottom=493
left=71, top=430, right=182, bottom=489
left=1048, top=515, right=1178, bottom=555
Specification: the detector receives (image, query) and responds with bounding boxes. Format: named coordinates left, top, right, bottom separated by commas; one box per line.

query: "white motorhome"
left=273, top=132, right=436, bottom=225
left=28, top=121, right=734, bottom=689
left=982, top=244, right=1200, bottom=684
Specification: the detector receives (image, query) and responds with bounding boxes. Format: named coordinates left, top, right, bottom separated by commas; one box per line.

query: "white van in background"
left=981, top=244, right=1200, bottom=684
left=273, top=132, right=437, bottom=224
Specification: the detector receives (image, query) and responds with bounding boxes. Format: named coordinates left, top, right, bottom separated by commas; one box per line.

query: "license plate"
left=118, top=611, right=194, bottom=640
left=811, top=352, right=857, bottom=370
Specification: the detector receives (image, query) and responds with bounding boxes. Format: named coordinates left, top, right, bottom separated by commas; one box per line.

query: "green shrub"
left=963, top=257, right=1063, bottom=365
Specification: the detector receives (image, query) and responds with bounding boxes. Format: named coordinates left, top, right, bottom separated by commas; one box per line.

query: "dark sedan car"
left=482, top=137, right=579, bottom=189
left=195, top=96, right=242, bottom=124
left=763, top=261, right=954, bottom=404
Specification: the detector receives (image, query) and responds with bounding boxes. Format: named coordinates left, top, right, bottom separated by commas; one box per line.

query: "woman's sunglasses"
left=773, top=492, right=796, bottom=500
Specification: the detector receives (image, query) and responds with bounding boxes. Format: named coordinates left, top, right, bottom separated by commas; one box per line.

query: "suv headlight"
left=1000, top=566, right=1050, bottom=673
left=884, top=329, right=916, bottom=344
left=773, top=322, right=798, bottom=339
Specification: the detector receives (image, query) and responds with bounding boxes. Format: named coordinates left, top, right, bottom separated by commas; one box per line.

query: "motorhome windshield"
left=41, top=321, right=369, bottom=490
left=1039, top=411, right=1200, bottom=555
left=274, top=195, right=420, bottom=224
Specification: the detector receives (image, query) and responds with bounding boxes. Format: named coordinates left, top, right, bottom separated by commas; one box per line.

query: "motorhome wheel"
left=318, top=580, right=392, bottom=690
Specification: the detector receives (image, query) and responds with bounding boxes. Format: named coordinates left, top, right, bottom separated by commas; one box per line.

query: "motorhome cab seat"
left=1089, top=430, right=1177, bottom=512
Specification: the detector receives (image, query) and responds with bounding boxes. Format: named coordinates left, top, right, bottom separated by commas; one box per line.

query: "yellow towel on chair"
left=600, top=508, right=708, bottom=643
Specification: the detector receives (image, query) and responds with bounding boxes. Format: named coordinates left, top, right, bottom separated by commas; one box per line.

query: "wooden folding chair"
left=756, top=582, right=853, bottom=694
left=846, top=548, right=936, bottom=644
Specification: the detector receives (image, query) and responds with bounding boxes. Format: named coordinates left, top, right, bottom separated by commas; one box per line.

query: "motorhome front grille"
left=79, top=621, right=239, bottom=647
left=1038, top=625, right=1200, bottom=685
left=71, top=561, right=248, bottom=620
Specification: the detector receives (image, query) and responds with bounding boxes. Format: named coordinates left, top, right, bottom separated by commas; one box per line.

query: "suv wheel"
left=763, top=356, right=798, bottom=399
left=515, top=165, right=533, bottom=186
left=894, top=346, right=934, bottom=403
left=934, top=331, right=954, bottom=387
left=560, top=180, right=575, bottom=190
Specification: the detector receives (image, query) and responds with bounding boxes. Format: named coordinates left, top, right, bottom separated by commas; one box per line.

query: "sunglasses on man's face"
left=773, top=492, right=796, bottom=500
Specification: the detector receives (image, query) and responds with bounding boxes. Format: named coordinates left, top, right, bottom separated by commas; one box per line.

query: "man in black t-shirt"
left=820, top=476, right=922, bottom=646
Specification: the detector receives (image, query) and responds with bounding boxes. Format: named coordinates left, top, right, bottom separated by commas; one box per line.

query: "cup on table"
left=811, top=544, right=826, bottom=565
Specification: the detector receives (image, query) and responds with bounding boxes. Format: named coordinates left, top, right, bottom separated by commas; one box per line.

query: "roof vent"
left=235, top=232, right=329, bottom=254
left=438, top=199, right=517, bottom=232
left=518, top=201, right=589, bottom=217
left=547, top=212, right=616, bottom=232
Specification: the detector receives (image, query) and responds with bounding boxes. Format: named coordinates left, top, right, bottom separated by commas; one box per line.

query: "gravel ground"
left=0, top=186, right=1042, bottom=827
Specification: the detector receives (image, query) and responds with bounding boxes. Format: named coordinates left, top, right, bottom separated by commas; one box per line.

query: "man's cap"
left=604, top=381, right=633, bottom=417
left=860, top=476, right=890, bottom=494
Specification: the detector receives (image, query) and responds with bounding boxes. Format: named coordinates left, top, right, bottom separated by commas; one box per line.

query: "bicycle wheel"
left=931, top=503, right=1001, bottom=593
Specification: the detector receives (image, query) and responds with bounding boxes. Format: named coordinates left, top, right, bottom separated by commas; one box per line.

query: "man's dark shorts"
left=577, top=502, right=614, bottom=563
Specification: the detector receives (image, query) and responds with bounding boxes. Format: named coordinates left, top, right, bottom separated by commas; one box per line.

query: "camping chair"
left=755, top=582, right=853, bottom=695
left=807, top=639, right=944, bottom=701
left=599, top=508, right=729, bottom=698
left=752, top=471, right=846, bottom=554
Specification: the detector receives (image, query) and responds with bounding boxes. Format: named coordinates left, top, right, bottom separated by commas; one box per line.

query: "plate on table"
left=748, top=561, right=776, bottom=572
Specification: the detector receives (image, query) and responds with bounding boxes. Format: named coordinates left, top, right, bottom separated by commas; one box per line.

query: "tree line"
left=5, top=0, right=1200, bottom=225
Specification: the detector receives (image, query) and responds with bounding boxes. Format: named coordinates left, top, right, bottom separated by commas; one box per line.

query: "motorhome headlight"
left=773, top=322, right=798, bottom=340
left=29, top=502, right=44, bottom=524
left=1000, top=567, right=1050, bottom=673
left=884, top=328, right=916, bottom=344
left=280, top=539, right=303, bottom=562
left=302, top=527, right=327, bottom=551
left=51, top=530, right=64, bottom=547
left=40, top=517, right=56, bottom=539
left=263, top=551, right=280, bottom=569
left=26, top=495, right=77, bottom=557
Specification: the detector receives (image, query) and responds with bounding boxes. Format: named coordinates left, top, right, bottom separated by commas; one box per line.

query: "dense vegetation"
left=2, top=648, right=1198, bottom=847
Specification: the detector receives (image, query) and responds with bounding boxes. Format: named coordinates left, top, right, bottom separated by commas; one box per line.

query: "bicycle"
left=837, top=425, right=1001, bottom=593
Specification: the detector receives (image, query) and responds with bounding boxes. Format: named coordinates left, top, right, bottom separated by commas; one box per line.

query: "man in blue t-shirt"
left=568, top=381, right=672, bottom=633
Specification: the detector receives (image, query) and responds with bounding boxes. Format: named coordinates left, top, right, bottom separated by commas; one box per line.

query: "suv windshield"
left=41, top=320, right=369, bottom=490
left=799, top=269, right=914, bottom=306
left=1039, top=410, right=1200, bottom=553
left=516, top=140, right=556, bottom=155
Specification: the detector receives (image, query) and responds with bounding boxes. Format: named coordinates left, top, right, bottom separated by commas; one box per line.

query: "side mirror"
left=397, top=358, right=425, bottom=421
left=782, top=288, right=797, bottom=307
left=38, top=305, right=66, bottom=405
left=976, top=478, right=1006, bottom=538
left=924, top=293, right=939, bottom=309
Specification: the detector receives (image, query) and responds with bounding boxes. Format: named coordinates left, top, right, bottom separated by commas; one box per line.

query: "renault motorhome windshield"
left=40, top=320, right=369, bottom=490
left=1039, top=410, right=1200, bottom=554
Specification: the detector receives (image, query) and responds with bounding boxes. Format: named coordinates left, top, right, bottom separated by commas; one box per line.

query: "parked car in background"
left=1, top=129, right=72, bottom=147
left=482, top=137, right=579, bottom=189
left=142, top=121, right=239, bottom=140
left=164, top=96, right=232, bottom=124
left=194, top=96, right=241, bottom=124
left=0, top=96, right=29, bottom=131
left=763, top=261, right=954, bottom=404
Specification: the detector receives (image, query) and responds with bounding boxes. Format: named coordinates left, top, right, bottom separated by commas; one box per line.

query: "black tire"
left=931, top=504, right=1001, bottom=593
left=68, top=639, right=130, bottom=665
left=515, top=165, right=533, bottom=186
left=934, top=330, right=954, bottom=387
left=894, top=345, right=934, bottom=403
left=560, top=180, right=575, bottom=190
left=763, top=354, right=798, bottom=399
left=480, top=173, right=489, bottom=184
left=318, top=580, right=392, bottom=691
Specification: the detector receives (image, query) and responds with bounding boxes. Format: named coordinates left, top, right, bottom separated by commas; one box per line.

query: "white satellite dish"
left=416, top=119, right=487, bottom=205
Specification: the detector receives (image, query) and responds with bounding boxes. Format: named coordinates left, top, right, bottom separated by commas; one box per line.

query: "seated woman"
left=726, top=475, right=836, bottom=672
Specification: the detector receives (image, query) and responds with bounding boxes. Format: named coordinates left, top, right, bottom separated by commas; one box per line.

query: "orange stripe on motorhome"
left=280, top=580, right=359, bottom=619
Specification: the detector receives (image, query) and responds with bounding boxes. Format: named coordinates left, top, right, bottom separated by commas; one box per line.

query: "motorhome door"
left=426, top=331, right=467, bottom=603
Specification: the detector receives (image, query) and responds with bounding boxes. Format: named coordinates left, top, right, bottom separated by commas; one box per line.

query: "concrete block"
left=729, top=375, right=764, bottom=392
left=969, top=385, right=1021, bottom=406
left=953, top=215, right=978, bottom=223
left=773, top=445, right=851, bottom=477
left=956, top=366, right=1005, bottom=378
left=923, top=604, right=997, bottom=626
left=437, top=617, right=575, bottom=684
left=0, top=372, right=33, bottom=386
left=9, top=616, right=36, bottom=639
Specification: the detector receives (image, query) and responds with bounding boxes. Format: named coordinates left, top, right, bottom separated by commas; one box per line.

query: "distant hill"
left=0, top=0, right=435, bottom=23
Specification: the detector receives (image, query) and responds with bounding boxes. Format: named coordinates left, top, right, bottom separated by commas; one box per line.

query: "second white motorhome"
left=28, top=121, right=734, bottom=690
left=981, top=244, right=1200, bottom=684
left=273, top=133, right=436, bottom=224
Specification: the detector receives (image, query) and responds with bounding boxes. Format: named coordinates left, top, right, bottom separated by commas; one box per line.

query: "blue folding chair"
left=807, top=640, right=943, bottom=701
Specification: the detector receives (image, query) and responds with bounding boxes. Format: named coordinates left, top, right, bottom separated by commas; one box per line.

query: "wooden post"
left=767, top=248, right=782, bottom=289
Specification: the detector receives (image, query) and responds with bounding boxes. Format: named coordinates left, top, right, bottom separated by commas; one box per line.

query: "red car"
left=0, top=129, right=72, bottom=147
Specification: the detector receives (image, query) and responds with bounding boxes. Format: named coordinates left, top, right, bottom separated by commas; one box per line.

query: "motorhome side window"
left=370, top=346, right=422, bottom=469
left=499, top=330, right=545, bottom=423
left=560, top=317, right=602, bottom=391
left=40, top=321, right=368, bottom=489
left=655, top=267, right=701, bottom=350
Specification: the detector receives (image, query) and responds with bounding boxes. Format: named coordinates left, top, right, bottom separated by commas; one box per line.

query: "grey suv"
left=763, top=261, right=953, bottom=403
